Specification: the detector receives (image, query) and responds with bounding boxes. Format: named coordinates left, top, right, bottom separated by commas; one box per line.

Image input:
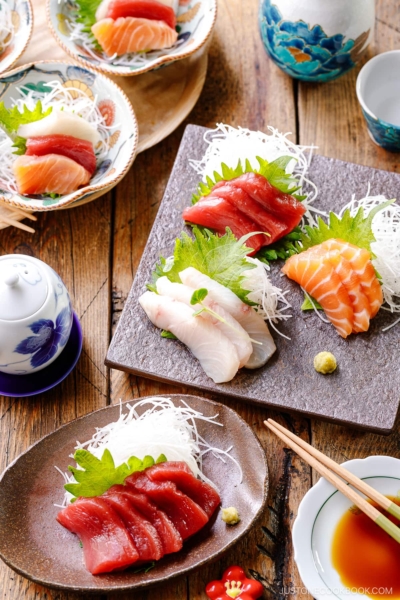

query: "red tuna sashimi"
left=26, top=135, right=97, bottom=175
left=106, top=0, right=176, bottom=29
left=215, top=172, right=306, bottom=231
left=207, top=184, right=288, bottom=244
left=112, top=487, right=183, bottom=554
left=102, top=490, right=164, bottom=560
left=125, top=471, right=209, bottom=539
left=146, top=462, right=221, bottom=518
left=57, top=497, right=139, bottom=574
left=182, top=197, right=267, bottom=254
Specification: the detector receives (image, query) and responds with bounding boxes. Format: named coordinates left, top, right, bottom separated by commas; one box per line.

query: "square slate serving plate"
left=106, top=124, right=400, bottom=434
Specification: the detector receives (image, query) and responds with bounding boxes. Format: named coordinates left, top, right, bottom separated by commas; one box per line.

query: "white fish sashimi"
left=179, top=267, right=276, bottom=369
left=18, top=109, right=101, bottom=146
left=139, top=291, right=240, bottom=383
left=156, top=276, right=252, bottom=368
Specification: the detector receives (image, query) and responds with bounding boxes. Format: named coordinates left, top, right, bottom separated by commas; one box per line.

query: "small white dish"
left=293, top=455, right=400, bottom=599
left=0, top=0, right=33, bottom=75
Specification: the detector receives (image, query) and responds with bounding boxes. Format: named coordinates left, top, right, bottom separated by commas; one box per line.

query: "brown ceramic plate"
left=0, top=395, right=268, bottom=593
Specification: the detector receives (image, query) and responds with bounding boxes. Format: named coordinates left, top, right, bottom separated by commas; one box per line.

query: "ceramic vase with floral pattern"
left=259, top=0, right=375, bottom=82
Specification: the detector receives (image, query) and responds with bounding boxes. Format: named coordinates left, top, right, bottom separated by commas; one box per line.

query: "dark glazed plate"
left=106, top=124, right=400, bottom=434
left=0, top=395, right=268, bottom=593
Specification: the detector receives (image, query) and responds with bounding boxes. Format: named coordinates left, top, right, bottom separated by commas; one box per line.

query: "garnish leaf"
left=65, top=449, right=167, bottom=499
left=0, top=101, right=52, bottom=135
left=256, top=227, right=302, bottom=264
left=151, top=226, right=256, bottom=305
left=191, top=156, right=300, bottom=204
left=12, top=136, right=27, bottom=155
left=73, top=0, right=102, bottom=32
left=190, top=288, right=208, bottom=305
left=161, top=330, right=177, bottom=339
left=301, top=296, right=322, bottom=311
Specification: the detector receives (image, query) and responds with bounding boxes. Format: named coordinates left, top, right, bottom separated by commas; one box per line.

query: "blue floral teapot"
left=259, top=0, right=375, bottom=82
left=0, top=255, right=73, bottom=375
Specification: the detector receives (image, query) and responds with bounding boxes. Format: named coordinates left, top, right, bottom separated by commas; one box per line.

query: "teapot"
left=0, top=255, right=73, bottom=375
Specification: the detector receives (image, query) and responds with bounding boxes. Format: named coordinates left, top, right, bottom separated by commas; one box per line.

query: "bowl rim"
left=45, top=0, right=217, bottom=77
left=0, top=59, right=139, bottom=211
left=0, top=0, right=34, bottom=76
left=356, top=49, right=400, bottom=127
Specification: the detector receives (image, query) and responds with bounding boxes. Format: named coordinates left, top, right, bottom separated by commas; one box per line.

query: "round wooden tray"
left=0, top=0, right=208, bottom=229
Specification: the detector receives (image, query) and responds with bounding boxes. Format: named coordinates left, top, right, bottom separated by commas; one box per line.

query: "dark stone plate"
left=0, top=395, right=268, bottom=593
left=106, top=124, right=400, bottom=434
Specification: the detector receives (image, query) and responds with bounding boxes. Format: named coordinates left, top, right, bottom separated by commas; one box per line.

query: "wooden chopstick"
left=0, top=213, right=35, bottom=233
left=264, top=419, right=400, bottom=544
left=268, top=418, right=400, bottom=522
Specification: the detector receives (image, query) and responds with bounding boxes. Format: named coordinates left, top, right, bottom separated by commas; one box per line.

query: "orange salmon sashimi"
left=13, top=154, right=91, bottom=196
left=318, top=239, right=383, bottom=318
left=282, top=250, right=354, bottom=338
left=92, top=16, right=178, bottom=57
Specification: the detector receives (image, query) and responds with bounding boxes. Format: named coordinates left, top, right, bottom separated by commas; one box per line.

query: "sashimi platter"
left=107, top=123, right=400, bottom=433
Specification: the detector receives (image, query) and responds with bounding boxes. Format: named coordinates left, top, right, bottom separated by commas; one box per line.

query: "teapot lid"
left=0, top=255, right=48, bottom=321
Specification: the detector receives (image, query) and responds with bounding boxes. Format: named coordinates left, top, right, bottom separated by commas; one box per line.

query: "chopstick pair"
left=0, top=201, right=37, bottom=234
left=264, top=418, right=400, bottom=544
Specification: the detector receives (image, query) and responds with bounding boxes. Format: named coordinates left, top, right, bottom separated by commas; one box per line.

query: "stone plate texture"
left=0, top=395, right=268, bottom=592
left=106, top=124, right=400, bottom=434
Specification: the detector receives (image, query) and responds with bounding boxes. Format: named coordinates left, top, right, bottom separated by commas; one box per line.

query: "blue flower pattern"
left=14, top=307, right=72, bottom=369
left=259, top=0, right=370, bottom=82
left=362, top=110, right=400, bottom=153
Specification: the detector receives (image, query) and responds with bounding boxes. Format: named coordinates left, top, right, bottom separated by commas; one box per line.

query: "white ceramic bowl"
left=46, top=0, right=217, bottom=77
left=0, top=0, right=33, bottom=75
left=0, top=60, right=138, bottom=211
left=293, top=455, right=400, bottom=599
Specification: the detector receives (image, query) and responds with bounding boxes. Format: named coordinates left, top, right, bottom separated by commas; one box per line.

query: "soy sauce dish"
left=293, top=456, right=400, bottom=600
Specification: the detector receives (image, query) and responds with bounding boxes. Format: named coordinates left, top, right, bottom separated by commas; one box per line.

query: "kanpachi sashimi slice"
left=26, top=135, right=96, bottom=175
left=179, top=267, right=276, bottom=368
left=57, top=497, right=139, bottom=574
left=92, top=16, right=178, bottom=57
left=13, top=154, right=91, bottom=196
left=155, top=276, right=252, bottom=368
left=139, top=291, right=240, bottom=383
left=105, top=0, right=176, bottom=29
left=282, top=250, right=354, bottom=338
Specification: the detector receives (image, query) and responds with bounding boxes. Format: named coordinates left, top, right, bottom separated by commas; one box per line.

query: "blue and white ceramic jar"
left=0, top=255, right=73, bottom=375
left=259, top=0, right=375, bottom=82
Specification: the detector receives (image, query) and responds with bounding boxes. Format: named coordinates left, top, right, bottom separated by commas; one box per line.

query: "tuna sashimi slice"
left=146, top=462, right=221, bottom=518
left=111, top=486, right=183, bottom=554
left=57, top=497, right=139, bottom=575
left=182, top=197, right=267, bottom=255
left=102, top=490, right=164, bottom=561
left=125, top=471, right=209, bottom=540
left=26, top=135, right=97, bottom=176
left=92, top=16, right=178, bottom=57
left=13, top=154, right=91, bottom=196
left=106, top=0, right=176, bottom=29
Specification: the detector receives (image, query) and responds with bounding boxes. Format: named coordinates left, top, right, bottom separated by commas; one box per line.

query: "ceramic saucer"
left=0, top=312, right=83, bottom=397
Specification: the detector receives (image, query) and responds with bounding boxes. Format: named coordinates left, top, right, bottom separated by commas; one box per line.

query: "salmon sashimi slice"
left=57, top=497, right=139, bottom=574
left=125, top=471, right=209, bottom=540
left=206, top=183, right=288, bottom=244
left=106, top=0, right=176, bottom=29
left=25, top=135, right=97, bottom=175
left=13, top=154, right=91, bottom=195
left=318, top=239, right=383, bottom=318
left=92, top=16, right=178, bottom=56
left=282, top=250, right=354, bottom=338
left=102, top=490, right=164, bottom=560
left=146, top=462, right=221, bottom=518
left=182, top=197, right=267, bottom=255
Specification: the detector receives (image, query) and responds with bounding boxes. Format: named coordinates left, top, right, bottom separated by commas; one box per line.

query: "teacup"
left=357, top=50, right=400, bottom=152
left=0, top=255, right=73, bottom=375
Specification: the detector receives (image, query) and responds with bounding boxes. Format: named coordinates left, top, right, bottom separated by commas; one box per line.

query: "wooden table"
left=1, top=1, right=400, bottom=598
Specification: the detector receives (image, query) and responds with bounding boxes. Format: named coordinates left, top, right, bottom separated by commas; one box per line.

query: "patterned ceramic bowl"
left=259, top=0, right=375, bottom=82
left=357, top=51, right=400, bottom=153
left=0, top=0, right=33, bottom=75
left=46, top=0, right=217, bottom=77
left=0, top=61, right=138, bottom=211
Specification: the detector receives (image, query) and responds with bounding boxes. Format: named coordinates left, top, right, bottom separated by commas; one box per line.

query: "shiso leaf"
left=65, top=448, right=167, bottom=500
left=301, top=296, right=322, bottom=311
left=73, top=0, right=102, bottom=33
left=12, top=136, right=27, bottom=155
left=161, top=330, right=177, bottom=339
left=0, top=101, right=52, bottom=135
left=151, top=226, right=256, bottom=305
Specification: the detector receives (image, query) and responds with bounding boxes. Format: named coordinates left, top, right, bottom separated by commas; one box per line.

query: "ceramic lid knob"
left=3, top=271, right=19, bottom=287
left=0, top=256, right=48, bottom=321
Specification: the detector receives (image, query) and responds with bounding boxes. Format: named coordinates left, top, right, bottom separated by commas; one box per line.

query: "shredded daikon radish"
left=340, top=192, right=400, bottom=317
left=56, top=397, right=242, bottom=507
left=0, top=0, right=14, bottom=53
left=0, top=80, right=112, bottom=194
left=189, top=123, right=321, bottom=226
